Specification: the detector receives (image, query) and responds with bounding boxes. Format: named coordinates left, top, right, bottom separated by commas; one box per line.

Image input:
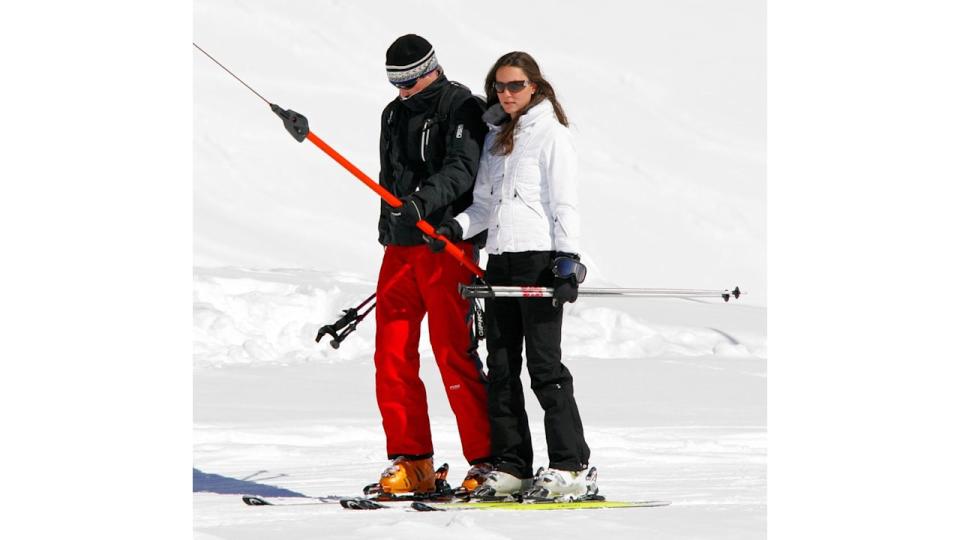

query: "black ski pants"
left=484, top=251, right=590, bottom=478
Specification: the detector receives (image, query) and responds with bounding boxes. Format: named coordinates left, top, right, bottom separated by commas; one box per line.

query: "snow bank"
left=194, top=267, right=378, bottom=367
left=563, top=305, right=760, bottom=359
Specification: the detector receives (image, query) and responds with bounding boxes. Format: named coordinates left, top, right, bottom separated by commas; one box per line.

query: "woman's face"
left=495, top=66, right=537, bottom=118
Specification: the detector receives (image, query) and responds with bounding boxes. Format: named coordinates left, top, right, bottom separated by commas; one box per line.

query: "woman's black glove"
left=425, top=219, right=464, bottom=253
left=551, top=252, right=582, bottom=307
left=552, top=275, right=579, bottom=307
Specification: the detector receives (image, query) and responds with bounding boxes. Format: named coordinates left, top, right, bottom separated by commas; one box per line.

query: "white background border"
left=2, top=1, right=959, bottom=538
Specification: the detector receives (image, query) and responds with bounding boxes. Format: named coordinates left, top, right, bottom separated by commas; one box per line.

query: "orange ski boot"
left=378, top=457, right=437, bottom=494
left=459, top=462, right=494, bottom=494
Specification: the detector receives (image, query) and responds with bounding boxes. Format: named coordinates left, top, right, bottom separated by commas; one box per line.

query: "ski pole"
left=313, top=263, right=415, bottom=348
left=460, top=284, right=743, bottom=302
left=315, top=292, right=376, bottom=349
left=193, top=43, right=484, bottom=278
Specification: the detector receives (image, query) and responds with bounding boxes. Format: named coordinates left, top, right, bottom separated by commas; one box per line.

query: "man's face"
left=397, top=69, right=439, bottom=100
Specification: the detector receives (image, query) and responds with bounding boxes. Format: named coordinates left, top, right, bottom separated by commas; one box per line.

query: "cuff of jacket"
left=453, top=212, right=473, bottom=239
left=401, top=195, right=425, bottom=222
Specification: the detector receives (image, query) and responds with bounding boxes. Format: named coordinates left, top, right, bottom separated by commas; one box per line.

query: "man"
left=371, top=34, right=491, bottom=495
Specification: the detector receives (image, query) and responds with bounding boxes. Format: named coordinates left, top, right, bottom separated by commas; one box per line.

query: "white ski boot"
left=522, top=466, right=599, bottom=501
left=471, top=470, right=534, bottom=499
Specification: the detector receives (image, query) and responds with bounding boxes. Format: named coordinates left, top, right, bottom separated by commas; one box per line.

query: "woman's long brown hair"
left=484, top=51, right=569, bottom=155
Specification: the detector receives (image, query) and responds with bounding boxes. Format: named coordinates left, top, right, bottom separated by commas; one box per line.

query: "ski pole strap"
left=470, top=297, right=486, bottom=341
left=459, top=284, right=742, bottom=302
left=329, top=303, right=375, bottom=349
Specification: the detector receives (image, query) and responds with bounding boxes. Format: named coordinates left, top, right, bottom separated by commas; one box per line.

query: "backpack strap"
left=433, top=81, right=466, bottom=125
left=421, top=81, right=477, bottom=176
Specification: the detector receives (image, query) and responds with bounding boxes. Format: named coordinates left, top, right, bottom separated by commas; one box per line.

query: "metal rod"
left=460, top=285, right=741, bottom=300
left=193, top=42, right=271, bottom=105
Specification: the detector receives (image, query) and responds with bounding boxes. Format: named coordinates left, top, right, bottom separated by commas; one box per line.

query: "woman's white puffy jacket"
left=454, top=100, right=580, bottom=255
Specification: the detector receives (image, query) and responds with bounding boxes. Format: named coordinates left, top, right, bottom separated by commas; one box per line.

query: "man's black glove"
left=425, top=219, right=464, bottom=253
left=389, top=196, right=424, bottom=226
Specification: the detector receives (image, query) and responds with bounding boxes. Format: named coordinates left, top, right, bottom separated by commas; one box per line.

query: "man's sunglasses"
left=494, top=80, right=531, bottom=93
left=552, top=256, right=587, bottom=284
left=392, top=68, right=438, bottom=90
left=393, top=79, right=419, bottom=90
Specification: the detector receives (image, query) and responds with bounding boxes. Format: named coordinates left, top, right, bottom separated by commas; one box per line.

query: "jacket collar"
left=488, top=99, right=555, bottom=132
left=516, top=99, right=555, bottom=129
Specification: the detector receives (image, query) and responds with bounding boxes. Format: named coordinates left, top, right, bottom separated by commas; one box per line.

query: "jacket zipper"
left=420, top=119, right=434, bottom=163
left=420, top=129, right=427, bottom=162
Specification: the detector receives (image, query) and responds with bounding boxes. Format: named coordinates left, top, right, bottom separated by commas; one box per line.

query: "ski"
left=244, top=463, right=461, bottom=509
left=337, top=491, right=459, bottom=510
left=339, top=498, right=390, bottom=510
left=410, top=499, right=672, bottom=512
left=241, top=492, right=459, bottom=508
left=241, top=495, right=346, bottom=506
left=342, top=461, right=459, bottom=509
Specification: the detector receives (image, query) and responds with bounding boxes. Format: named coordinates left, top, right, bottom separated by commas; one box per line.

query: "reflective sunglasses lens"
left=394, top=80, right=417, bottom=90
left=553, top=257, right=587, bottom=283
left=507, top=81, right=527, bottom=92
left=494, top=80, right=528, bottom=93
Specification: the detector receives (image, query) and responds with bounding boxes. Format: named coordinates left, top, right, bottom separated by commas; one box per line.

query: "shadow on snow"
left=193, top=468, right=307, bottom=497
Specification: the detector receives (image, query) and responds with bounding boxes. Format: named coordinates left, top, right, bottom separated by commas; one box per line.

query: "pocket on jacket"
left=515, top=181, right=545, bottom=218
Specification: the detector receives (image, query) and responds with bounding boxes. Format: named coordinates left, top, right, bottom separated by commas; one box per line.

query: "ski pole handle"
left=304, top=131, right=484, bottom=278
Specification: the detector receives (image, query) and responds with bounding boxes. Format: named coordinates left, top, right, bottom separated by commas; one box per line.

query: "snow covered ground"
left=193, top=1, right=765, bottom=538
left=193, top=269, right=765, bottom=539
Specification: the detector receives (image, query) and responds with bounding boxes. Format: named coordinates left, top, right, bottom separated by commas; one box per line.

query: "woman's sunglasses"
left=552, top=256, right=587, bottom=284
left=494, top=80, right=531, bottom=93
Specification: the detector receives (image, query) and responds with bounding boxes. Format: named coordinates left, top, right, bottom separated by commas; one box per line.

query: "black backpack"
left=385, top=81, right=487, bottom=178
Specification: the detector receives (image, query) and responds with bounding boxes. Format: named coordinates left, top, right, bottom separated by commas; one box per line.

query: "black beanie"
left=385, top=34, right=439, bottom=86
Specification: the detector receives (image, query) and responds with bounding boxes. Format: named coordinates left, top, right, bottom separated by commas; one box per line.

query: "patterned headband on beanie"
left=385, top=34, right=440, bottom=86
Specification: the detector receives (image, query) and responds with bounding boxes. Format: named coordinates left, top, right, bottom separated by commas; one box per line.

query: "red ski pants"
left=374, top=243, right=491, bottom=464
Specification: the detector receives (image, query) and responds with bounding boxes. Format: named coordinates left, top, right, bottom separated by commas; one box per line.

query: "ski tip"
left=340, top=497, right=388, bottom=510
left=242, top=495, right=271, bottom=506
left=411, top=501, right=445, bottom=512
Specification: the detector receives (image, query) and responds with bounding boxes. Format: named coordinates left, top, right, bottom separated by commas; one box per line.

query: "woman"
left=434, top=51, right=596, bottom=501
